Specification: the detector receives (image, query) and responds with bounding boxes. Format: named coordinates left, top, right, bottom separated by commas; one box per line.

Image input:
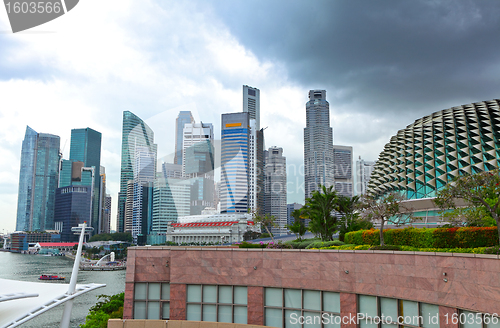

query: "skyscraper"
left=68, top=128, right=102, bottom=233
left=220, top=112, right=249, bottom=213
left=174, top=111, right=194, bottom=166
left=183, top=122, right=215, bottom=215
left=16, top=126, right=60, bottom=232
left=304, top=90, right=334, bottom=200
left=131, top=146, right=157, bottom=243
left=264, top=147, right=287, bottom=235
left=118, top=111, right=157, bottom=232
left=333, top=145, right=353, bottom=197
left=356, top=156, right=375, bottom=195
left=243, top=85, right=260, bottom=130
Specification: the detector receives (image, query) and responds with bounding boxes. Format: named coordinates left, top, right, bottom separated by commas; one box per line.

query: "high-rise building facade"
left=356, top=156, right=375, bottom=195
left=151, top=177, right=191, bottom=234
left=68, top=128, right=102, bottom=234
left=243, top=85, right=260, bottom=130
left=220, top=112, right=249, bottom=213
left=54, top=185, right=92, bottom=242
left=304, top=90, right=334, bottom=200
left=16, top=126, right=60, bottom=232
left=264, top=147, right=287, bottom=235
left=333, top=145, right=353, bottom=197
left=174, top=111, right=195, bottom=166
left=118, top=111, right=157, bottom=232
left=131, top=146, right=157, bottom=243
left=183, top=122, right=215, bottom=215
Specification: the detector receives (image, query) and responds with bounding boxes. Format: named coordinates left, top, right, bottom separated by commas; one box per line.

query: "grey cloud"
left=209, top=0, right=500, bottom=116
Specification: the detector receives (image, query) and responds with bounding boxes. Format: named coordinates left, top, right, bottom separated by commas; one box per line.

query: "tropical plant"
left=336, top=195, right=373, bottom=241
left=301, top=185, right=338, bottom=241
left=358, top=192, right=413, bottom=245
left=434, top=170, right=500, bottom=244
left=287, top=209, right=307, bottom=240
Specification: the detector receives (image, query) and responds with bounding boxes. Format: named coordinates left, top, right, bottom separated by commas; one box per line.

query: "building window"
left=358, top=295, right=439, bottom=328
left=133, top=282, right=170, bottom=320
left=458, top=310, right=500, bottom=328
left=186, top=285, right=247, bottom=323
left=264, top=288, right=340, bottom=328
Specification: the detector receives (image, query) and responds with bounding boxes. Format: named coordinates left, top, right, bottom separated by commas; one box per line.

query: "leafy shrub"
left=369, top=245, right=401, bottom=250
left=345, top=227, right=497, bottom=248
left=237, top=241, right=266, bottom=248
left=484, top=245, right=500, bottom=254
left=455, top=227, right=498, bottom=248
left=287, top=238, right=321, bottom=249
left=266, top=241, right=293, bottom=249
left=306, top=240, right=345, bottom=249
left=80, top=293, right=124, bottom=328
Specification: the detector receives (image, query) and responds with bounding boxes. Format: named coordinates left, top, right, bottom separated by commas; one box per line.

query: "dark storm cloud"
left=211, top=0, right=500, bottom=115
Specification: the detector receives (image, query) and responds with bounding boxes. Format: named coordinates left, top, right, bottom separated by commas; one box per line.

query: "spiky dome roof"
left=367, top=99, right=500, bottom=199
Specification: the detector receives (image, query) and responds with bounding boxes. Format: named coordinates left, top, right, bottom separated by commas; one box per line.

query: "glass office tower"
left=16, top=126, right=60, bottom=232
left=118, top=111, right=157, bottom=232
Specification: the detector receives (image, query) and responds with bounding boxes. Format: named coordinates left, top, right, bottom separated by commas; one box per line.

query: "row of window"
left=133, top=284, right=499, bottom=328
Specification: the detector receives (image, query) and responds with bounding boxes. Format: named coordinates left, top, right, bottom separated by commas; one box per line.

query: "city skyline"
left=2, top=1, right=500, bottom=232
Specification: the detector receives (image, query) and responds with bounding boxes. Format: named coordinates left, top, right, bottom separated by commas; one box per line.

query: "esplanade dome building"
left=366, top=99, right=500, bottom=224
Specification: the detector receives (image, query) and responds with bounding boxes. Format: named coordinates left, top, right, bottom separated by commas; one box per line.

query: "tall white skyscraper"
left=356, top=156, right=375, bottom=195
left=264, top=147, right=287, bottom=235
left=333, top=145, right=353, bottom=197
left=243, top=85, right=260, bottom=130
left=304, top=90, right=334, bottom=199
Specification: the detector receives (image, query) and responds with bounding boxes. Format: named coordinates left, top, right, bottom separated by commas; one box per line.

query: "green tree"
left=336, top=195, right=372, bottom=241
left=434, top=170, right=500, bottom=244
left=253, top=213, right=277, bottom=242
left=80, top=293, right=124, bottom=328
left=287, top=209, right=307, bottom=240
left=358, top=192, right=412, bottom=245
left=302, top=185, right=338, bottom=241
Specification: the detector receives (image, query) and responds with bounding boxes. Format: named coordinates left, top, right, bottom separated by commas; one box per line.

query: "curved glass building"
left=367, top=99, right=500, bottom=200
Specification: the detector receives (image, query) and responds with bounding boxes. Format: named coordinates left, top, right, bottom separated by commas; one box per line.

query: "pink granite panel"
left=247, top=286, right=264, bottom=325
left=340, top=293, right=356, bottom=328
left=123, top=282, right=135, bottom=319
left=170, top=284, right=186, bottom=320
left=440, top=306, right=459, bottom=328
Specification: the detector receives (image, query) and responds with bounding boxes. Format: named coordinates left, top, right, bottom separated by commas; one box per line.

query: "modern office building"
left=248, top=120, right=265, bottom=215
left=103, top=194, right=112, bottom=234
left=356, top=156, right=375, bottom=195
left=367, top=99, right=500, bottom=223
left=54, top=185, right=92, bottom=242
left=131, top=146, right=157, bottom=243
left=174, top=111, right=195, bottom=166
left=286, top=202, right=303, bottom=226
left=98, top=166, right=109, bottom=234
left=151, top=178, right=191, bottom=234
left=304, top=90, right=334, bottom=200
left=220, top=112, right=250, bottom=213
left=118, top=111, right=157, bottom=232
left=62, top=128, right=102, bottom=234
left=243, top=85, right=260, bottom=130
left=162, top=163, right=183, bottom=179
left=333, top=145, right=353, bottom=197
left=16, top=126, right=60, bottom=232
left=182, top=122, right=215, bottom=215
left=264, top=147, right=287, bottom=235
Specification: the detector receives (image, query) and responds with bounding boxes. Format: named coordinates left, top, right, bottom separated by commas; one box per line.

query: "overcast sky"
left=1, top=0, right=500, bottom=233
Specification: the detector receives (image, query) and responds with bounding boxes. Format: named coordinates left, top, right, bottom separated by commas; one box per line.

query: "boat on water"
left=38, top=275, right=65, bottom=281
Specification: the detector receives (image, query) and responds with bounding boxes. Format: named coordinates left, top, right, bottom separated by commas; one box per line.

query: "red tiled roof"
left=172, top=221, right=255, bottom=228
left=38, top=242, right=78, bottom=247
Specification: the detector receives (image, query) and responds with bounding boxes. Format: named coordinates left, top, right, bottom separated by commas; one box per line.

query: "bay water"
left=0, top=251, right=126, bottom=327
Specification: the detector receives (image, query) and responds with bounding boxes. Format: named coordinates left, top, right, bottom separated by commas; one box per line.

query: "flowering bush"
left=266, top=241, right=293, bottom=249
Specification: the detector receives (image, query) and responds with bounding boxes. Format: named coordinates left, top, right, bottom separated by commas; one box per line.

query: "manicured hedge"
left=345, top=227, right=499, bottom=248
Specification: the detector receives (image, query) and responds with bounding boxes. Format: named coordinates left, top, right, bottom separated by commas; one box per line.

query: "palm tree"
left=302, top=185, right=338, bottom=241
